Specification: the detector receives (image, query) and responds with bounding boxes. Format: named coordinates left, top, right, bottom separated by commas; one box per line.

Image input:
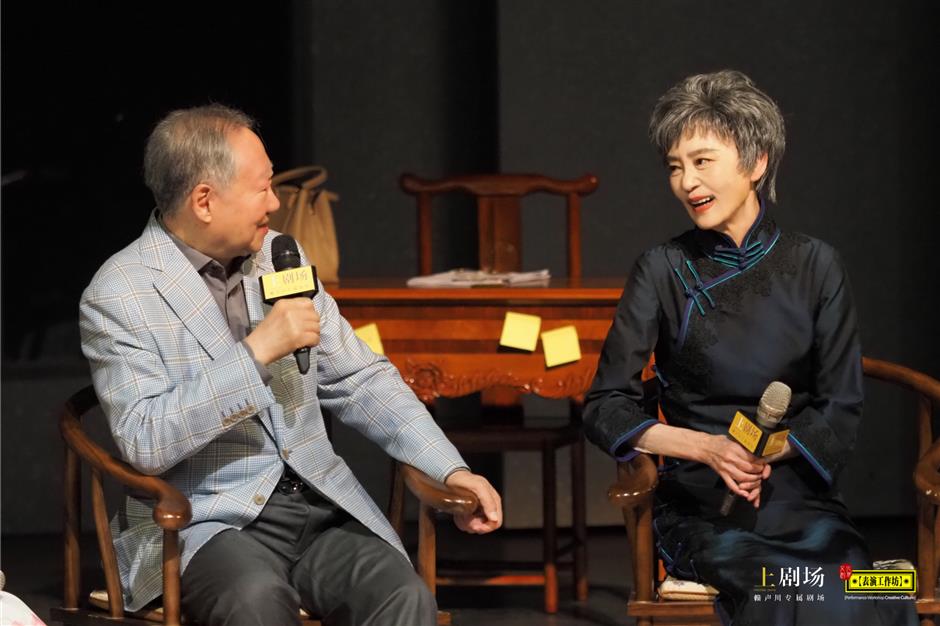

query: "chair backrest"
left=400, top=173, right=598, bottom=277
left=862, top=357, right=940, bottom=458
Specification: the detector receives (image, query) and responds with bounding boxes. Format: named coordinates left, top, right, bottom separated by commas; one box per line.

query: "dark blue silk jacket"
left=584, top=206, right=914, bottom=625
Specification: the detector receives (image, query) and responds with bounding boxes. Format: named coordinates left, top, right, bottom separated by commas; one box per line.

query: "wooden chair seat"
left=85, top=590, right=318, bottom=624
left=77, top=590, right=453, bottom=625
left=608, top=357, right=940, bottom=626
left=657, top=577, right=719, bottom=602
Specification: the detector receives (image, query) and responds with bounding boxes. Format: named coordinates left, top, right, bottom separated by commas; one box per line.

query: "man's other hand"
left=444, top=470, right=503, bottom=534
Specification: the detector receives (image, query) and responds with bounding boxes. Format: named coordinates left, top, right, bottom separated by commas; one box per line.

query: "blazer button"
left=281, top=448, right=291, bottom=460
left=253, top=494, right=265, bottom=506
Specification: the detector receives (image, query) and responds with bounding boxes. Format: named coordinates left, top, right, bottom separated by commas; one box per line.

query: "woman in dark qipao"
left=583, top=70, right=916, bottom=625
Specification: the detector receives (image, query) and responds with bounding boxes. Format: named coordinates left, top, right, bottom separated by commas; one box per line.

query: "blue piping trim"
left=685, top=260, right=715, bottom=308
left=676, top=297, right=695, bottom=350
left=672, top=267, right=705, bottom=316
left=674, top=224, right=780, bottom=353
left=652, top=363, right=670, bottom=388
left=653, top=515, right=697, bottom=580
left=700, top=229, right=782, bottom=291
left=762, top=229, right=781, bottom=255
left=787, top=433, right=833, bottom=485
left=700, top=266, right=741, bottom=291
left=611, top=418, right=659, bottom=461
left=712, top=245, right=762, bottom=260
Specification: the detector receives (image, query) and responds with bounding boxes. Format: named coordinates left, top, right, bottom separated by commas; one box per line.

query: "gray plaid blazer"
left=80, top=214, right=467, bottom=611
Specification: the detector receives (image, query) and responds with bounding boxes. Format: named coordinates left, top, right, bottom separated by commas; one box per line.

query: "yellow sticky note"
left=354, top=323, right=385, bottom=355
left=728, top=411, right=761, bottom=453
left=540, top=325, right=581, bottom=367
left=499, top=312, right=542, bottom=351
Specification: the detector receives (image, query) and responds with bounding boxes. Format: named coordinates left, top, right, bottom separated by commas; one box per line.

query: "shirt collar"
left=158, top=215, right=249, bottom=279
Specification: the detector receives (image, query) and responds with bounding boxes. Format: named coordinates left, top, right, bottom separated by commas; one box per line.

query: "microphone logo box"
left=260, top=266, right=319, bottom=304
left=728, top=411, right=790, bottom=456
left=728, top=411, right=762, bottom=453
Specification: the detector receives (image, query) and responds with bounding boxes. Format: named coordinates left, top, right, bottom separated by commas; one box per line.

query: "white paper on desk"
left=406, top=268, right=551, bottom=288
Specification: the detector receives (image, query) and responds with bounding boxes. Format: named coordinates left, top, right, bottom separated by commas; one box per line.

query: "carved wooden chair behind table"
left=51, top=386, right=475, bottom=626
left=393, top=173, right=598, bottom=613
left=608, top=357, right=940, bottom=626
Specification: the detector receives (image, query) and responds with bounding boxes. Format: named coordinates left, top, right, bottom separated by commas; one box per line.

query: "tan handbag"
left=270, top=166, right=340, bottom=283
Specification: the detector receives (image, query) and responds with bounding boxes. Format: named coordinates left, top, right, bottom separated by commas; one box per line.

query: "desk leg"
left=572, top=435, right=588, bottom=601
left=543, top=443, right=558, bottom=613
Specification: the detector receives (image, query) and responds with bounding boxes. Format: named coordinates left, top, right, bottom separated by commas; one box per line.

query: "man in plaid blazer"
left=80, top=105, right=502, bottom=626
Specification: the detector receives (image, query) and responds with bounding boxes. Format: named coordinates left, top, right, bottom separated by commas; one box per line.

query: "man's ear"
left=750, top=153, right=769, bottom=183
left=189, top=183, right=213, bottom=224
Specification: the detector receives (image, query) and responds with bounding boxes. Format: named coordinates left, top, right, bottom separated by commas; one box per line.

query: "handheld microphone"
left=719, top=381, right=792, bottom=516
left=260, top=234, right=319, bottom=375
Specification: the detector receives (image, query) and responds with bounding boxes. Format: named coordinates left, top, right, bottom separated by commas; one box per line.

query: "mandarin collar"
left=691, top=197, right=777, bottom=265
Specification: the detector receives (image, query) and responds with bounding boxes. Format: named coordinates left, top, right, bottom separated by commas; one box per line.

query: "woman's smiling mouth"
left=689, top=195, right=715, bottom=213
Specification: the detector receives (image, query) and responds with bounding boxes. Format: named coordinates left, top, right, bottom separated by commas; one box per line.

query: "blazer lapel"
left=139, top=214, right=235, bottom=361
left=241, top=248, right=279, bottom=438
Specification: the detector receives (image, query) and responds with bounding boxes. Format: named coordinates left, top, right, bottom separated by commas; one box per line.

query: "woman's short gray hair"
left=648, top=70, right=786, bottom=202
left=144, top=104, right=256, bottom=216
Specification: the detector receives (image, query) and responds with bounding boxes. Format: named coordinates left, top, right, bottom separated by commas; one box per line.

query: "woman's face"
left=666, top=130, right=767, bottom=246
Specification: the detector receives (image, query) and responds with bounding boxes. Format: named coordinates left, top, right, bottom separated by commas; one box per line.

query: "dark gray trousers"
left=180, top=489, right=435, bottom=626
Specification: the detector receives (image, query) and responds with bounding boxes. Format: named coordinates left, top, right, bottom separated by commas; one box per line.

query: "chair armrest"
left=608, top=453, right=658, bottom=509
left=915, top=437, right=940, bottom=507
left=399, top=464, right=478, bottom=517
left=60, top=407, right=191, bottom=530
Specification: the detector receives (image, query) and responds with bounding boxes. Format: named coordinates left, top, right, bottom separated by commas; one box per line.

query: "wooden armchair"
left=50, top=385, right=477, bottom=626
left=608, top=356, right=940, bottom=626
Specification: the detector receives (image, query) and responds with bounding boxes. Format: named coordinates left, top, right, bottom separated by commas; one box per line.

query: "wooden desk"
left=330, top=278, right=624, bottom=403
left=332, top=277, right=623, bottom=611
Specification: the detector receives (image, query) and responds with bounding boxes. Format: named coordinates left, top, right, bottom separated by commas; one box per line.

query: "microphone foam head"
left=757, top=381, right=792, bottom=425
left=272, top=234, right=301, bottom=270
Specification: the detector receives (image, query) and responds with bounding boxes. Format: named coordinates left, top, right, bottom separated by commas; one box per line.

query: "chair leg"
left=571, top=436, right=588, bottom=601
left=388, top=461, right=406, bottom=540
left=417, top=502, right=437, bottom=597
left=542, top=443, right=558, bottom=613
left=163, top=529, right=182, bottom=626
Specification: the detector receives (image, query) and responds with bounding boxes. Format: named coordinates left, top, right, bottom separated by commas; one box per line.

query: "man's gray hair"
left=648, top=70, right=786, bottom=202
left=144, top=104, right=256, bottom=216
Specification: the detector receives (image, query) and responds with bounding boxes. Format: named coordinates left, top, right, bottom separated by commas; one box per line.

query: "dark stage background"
left=2, top=1, right=938, bottom=536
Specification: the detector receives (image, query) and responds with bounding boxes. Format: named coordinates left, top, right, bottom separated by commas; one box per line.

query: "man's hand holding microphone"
left=244, top=235, right=321, bottom=372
